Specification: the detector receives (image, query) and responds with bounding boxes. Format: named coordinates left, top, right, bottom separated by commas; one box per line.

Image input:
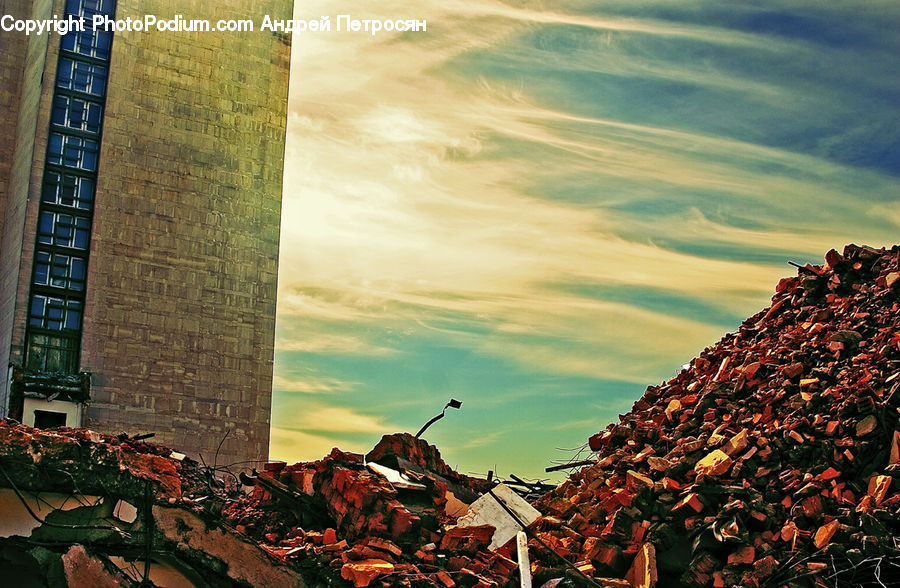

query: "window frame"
left=24, top=0, right=116, bottom=376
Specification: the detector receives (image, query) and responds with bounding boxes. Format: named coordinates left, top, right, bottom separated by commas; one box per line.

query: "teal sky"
left=270, top=0, right=900, bottom=480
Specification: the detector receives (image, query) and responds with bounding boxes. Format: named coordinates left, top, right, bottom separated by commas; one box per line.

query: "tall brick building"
left=0, top=0, right=292, bottom=469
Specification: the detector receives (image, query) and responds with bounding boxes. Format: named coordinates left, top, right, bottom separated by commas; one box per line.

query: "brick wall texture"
left=0, top=0, right=53, bottom=411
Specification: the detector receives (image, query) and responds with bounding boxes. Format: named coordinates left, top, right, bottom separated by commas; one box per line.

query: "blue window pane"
left=64, top=304, right=82, bottom=330
left=38, top=213, right=54, bottom=243
left=41, top=175, right=58, bottom=203
left=48, top=134, right=99, bottom=171
left=74, top=218, right=90, bottom=248
left=62, top=176, right=77, bottom=202
left=42, top=173, right=94, bottom=210
left=86, top=103, right=101, bottom=130
left=61, top=28, right=114, bottom=60
left=60, top=33, right=76, bottom=53
left=35, top=252, right=50, bottom=284
left=28, top=294, right=84, bottom=330
left=57, top=57, right=73, bottom=87
left=51, top=95, right=103, bottom=134
left=63, top=143, right=79, bottom=167
left=48, top=134, right=62, bottom=161
left=57, top=56, right=111, bottom=97
left=37, top=211, right=91, bottom=249
left=51, top=261, right=67, bottom=285
left=29, top=298, right=45, bottom=326
left=64, top=57, right=109, bottom=95
left=52, top=100, right=66, bottom=125
left=66, top=0, right=116, bottom=19
left=81, top=146, right=98, bottom=171
left=72, top=258, right=86, bottom=280
left=32, top=249, right=88, bottom=290
left=78, top=177, right=94, bottom=207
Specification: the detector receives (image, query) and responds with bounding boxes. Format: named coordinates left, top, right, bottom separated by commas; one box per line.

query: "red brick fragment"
left=856, top=415, right=877, bottom=437
left=727, top=545, right=755, bottom=565
left=588, top=433, right=606, bottom=451
left=753, top=555, right=779, bottom=579
left=625, top=543, right=657, bottom=588
left=813, top=520, right=838, bottom=549
left=673, top=493, right=703, bottom=513
left=440, top=525, right=495, bottom=553
left=340, top=559, right=394, bottom=587
left=816, top=467, right=840, bottom=482
left=867, top=475, right=892, bottom=506
left=324, top=528, right=338, bottom=545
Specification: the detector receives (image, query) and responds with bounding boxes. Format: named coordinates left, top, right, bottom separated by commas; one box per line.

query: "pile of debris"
left=1, top=244, right=898, bottom=588
left=533, top=244, right=900, bottom=586
left=222, top=433, right=526, bottom=587
left=0, top=422, right=542, bottom=587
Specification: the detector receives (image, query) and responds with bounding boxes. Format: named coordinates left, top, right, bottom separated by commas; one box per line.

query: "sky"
left=269, top=0, right=900, bottom=480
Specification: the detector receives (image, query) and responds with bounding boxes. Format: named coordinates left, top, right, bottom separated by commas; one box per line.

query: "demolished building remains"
left=0, top=243, right=898, bottom=587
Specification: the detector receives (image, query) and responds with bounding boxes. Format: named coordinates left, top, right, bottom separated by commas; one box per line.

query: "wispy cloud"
left=272, top=373, right=357, bottom=395
left=288, top=405, right=388, bottom=434
left=276, top=332, right=398, bottom=356
left=270, top=403, right=394, bottom=462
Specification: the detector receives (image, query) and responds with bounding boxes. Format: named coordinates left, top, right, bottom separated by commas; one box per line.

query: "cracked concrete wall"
left=154, top=505, right=307, bottom=587
left=0, top=486, right=304, bottom=586
left=0, top=489, right=200, bottom=586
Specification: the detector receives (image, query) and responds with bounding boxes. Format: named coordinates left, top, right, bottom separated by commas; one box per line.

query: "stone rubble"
left=535, top=244, right=900, bottom=587
left=1, top=244, right=898, bottom=587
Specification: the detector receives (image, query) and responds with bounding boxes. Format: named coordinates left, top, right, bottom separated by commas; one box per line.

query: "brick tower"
left=0, top=0, right=292, bottom=470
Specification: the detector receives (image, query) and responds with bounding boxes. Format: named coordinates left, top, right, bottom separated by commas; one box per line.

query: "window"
left=47, top=132, right=99, bottom=171
left=34, top=251, right=87, bottom=291
left=38, top=211, right=91, bottom=250
left=24, top=0, right=115, bottom=376
left=65, top=0, right=116, bottom=19
left=60, top=28, right=113, bottom=60
left=56, top=58, right=108, bottom=97
left=29, top=295, right=82, bottom=331
left=52, top=95, right=103, bottom=134
left=42, top=172, right=94, bottom=210
left=33, top=410, right=69, bottom=429
left=26, top=333, right=79, bottom=372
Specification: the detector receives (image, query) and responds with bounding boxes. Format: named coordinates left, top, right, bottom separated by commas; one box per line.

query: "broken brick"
left=813, top=520, right=839, bottom=549
left=440, top=526, right=495, bottom=553
left=727, top=546, right=755, bottom=565
left=673, top=493, right=703, bottom=513
left=695, top=450, right=732, bottom=477
left=624, top=543, right=657, bottom=588
left=341, top=559, right=395, bottom=587
left=867, top=475, right=892, bottom=506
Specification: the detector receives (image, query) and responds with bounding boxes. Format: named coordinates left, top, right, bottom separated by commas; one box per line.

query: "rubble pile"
left=223, top=434, right=521, bottom=587
left=2, top=244, right=898, bottom=588
left=0, top=422, right=192, bottom=500
left=0, top=421, right=530, bottom=587
left=533, top=245, right=900, bottom=586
